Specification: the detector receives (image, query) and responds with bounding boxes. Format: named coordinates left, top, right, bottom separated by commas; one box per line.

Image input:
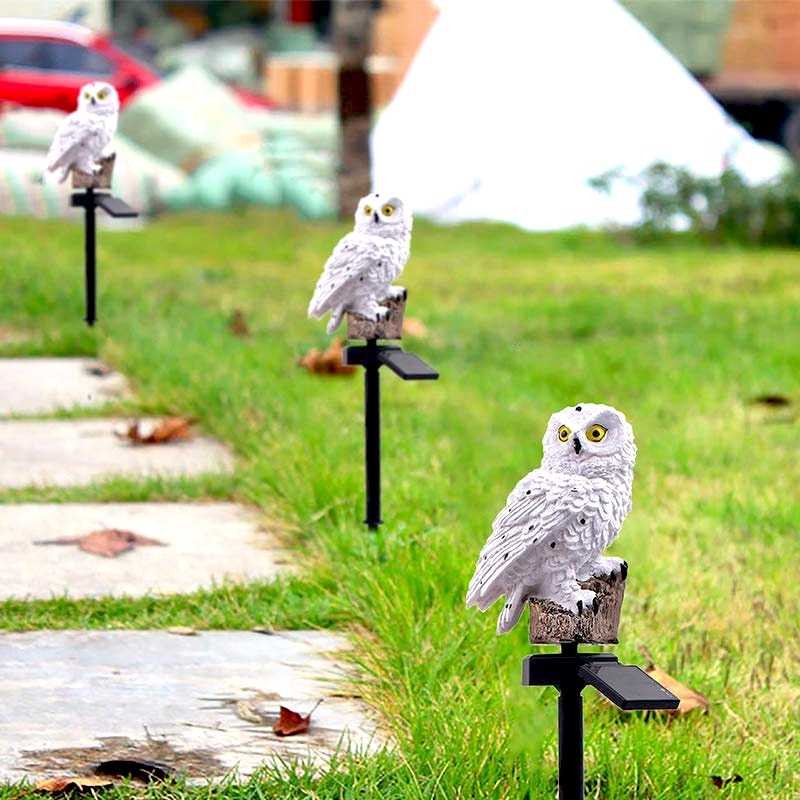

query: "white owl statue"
left=308, top=193, right=412, bottom=334
left=46, top=81, right=119, bottom=184
left=466, top=403, right=637, bottom=634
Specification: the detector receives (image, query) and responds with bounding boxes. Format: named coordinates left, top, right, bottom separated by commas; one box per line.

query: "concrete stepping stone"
left=0, top=503, right=292, bottom=600
left=0, top=359, right=127, bottom=417
left=0, top=630, right=382, bottom=783
left=0, top=419, right=233, bottom=489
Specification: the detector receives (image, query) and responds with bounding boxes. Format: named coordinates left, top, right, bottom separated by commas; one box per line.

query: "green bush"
left=593, top=161, right=800, bottom=246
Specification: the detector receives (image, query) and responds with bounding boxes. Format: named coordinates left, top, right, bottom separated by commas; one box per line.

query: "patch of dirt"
left=0, top=326, right=32, bottom=345
left=21, top=736, right=224, bottom=779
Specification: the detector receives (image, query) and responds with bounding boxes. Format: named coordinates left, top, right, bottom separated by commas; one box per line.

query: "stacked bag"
left=1, top=66, right=337, bottom=219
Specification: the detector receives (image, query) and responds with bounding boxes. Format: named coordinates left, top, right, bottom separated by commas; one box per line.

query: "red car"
left=0, top=19, right=158, bottom=111
left=0, top=19, right=274, bottom=112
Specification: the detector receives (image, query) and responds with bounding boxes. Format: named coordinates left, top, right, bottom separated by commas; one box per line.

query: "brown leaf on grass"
left=402, top=316, right=428, bottom=338
left=639, top=645, right=709, bottom=715
left=752, top=394, right=790, bottom=407
left=34, top=529, right=165, bottom=559
left=35, top=776, right=114, bottom=794
left=297, top=339, right=356, bottom=376
left=123, top=417, right=194, bottom=445
left=710, top=775, right=743, bottom=789
left=228, top=309, right=251, bottom=338
left=272, top=699, right=323, bottom=737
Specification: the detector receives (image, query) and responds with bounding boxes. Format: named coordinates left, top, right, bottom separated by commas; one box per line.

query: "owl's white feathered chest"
left=522, top=469, right=632, bottom=584
left=359, top=235, right=407, bottom=282
left=81, top=113, right=115, bottom=156
left=566, top=472, right=630, bottom=554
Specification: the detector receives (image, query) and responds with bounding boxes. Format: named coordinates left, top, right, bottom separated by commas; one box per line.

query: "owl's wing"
left=46, top=113, right=90, bottom=172
left=307, top=233, right=374, bottom=318
left=465, top=470, right=595, bottom=611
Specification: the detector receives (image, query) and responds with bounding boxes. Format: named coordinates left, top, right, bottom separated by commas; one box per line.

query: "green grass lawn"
left=0, top=211, right=798, bottom=799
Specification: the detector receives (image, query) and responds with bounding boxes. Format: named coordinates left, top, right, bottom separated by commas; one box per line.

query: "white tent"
left=371, top=0, right=787, bottom=231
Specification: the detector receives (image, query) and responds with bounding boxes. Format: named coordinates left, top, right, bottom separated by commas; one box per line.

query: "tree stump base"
left=528, top=573, right=626, bottom=644
left=71, top=154, right=115, bottom=190
left=346, top=295, right=406, bottom=341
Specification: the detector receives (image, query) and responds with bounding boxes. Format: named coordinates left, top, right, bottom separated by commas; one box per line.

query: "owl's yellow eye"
left=382, top=204, right=395, bottom=217
left=586, top=424, right=607, bottom=442
left=364, top=205, right=373, bottom=215
left=97, top=88, right=109, bottom=100
left=83, top=92, right=90, bottom=99
left=557, top=425, right=571, bottom=442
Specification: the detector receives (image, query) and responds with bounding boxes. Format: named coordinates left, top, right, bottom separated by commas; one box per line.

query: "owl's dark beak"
left=373, top=211, right=379, bottom=223
left=573, top=436, right=582, bottom=454
left=90, top=97, right=96, bottom=105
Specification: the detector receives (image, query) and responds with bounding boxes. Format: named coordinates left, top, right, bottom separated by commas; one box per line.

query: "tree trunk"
left=333, top=0, right=374, bottom=218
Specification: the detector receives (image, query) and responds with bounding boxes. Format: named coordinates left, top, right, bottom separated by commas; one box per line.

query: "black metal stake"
left=83, top=187, right=97, bottom=326
left=557, top=643, right=584, bottom=800
left=71, top=187, right=138, bottom=327
left=364, top=338, right=381, bottom=529
left=522, top=642, right=680, bottom=800
left=344, top=339, right=439, bottom=530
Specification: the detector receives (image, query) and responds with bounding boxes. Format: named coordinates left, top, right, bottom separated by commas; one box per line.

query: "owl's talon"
left=386, top=285, right=406, bottom=301
left=569, top=588, right=598, bottom=615
left=578, top=555, right=627, bottom=583
left=592, top=595, right=600, bottom=614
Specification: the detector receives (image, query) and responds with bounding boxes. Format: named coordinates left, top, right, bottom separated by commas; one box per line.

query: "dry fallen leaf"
left=34, top=529, right=165, bottom=559
left=710, top=774, right=743, bottom=790
left=123, top=417, right=194, bottom=445
left=166, top=626, right=197, bottom=636
left=639, top=645, right=709, bottom=716
left=297, top=339, right=356, bottom=376
left=228, top=309, right=251, bottom=338
left=35, top=776, right=114, bottom=794
left=84, top=362, right=112, bottom=377
left=402, top=316, right=428, bottom=338
left=272, top=699, right=323, bottom=737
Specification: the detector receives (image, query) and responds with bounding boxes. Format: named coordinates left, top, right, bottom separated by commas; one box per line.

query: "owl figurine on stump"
left=308, top=193, right=412, bottom=334
left=46, top=82, right=119, bottom=184
left=466, top=403, right=637, bottom=634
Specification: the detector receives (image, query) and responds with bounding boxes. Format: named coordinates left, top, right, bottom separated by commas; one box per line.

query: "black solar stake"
left=344, top=333, right=438, bottom=530
left=522, top=642, right=680, bottom=799
left=70, top=160, right=138, bottom=326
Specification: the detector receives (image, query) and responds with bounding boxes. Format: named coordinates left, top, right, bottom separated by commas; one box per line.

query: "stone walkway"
left=0, top=358, right=127, bottom=417
left=0, top=503, right=291, bottom=600
left=0, top=631, right=381, bottom=783
left=0, top=419, right=233, bottom=489
left=0, top=358, right=380, bottom=782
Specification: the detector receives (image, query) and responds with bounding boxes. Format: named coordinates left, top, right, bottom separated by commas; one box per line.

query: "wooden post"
left=71, top=153, right=116, bottom=191
left=333, top=0, right=374, bottom=218
left=346, top=295, right=406, bottom=341
left=529, top=573, right=626, bottom=645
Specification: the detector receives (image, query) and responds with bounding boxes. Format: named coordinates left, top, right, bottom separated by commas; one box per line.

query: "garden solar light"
left=47, top=81, right=139, bottom=326
left=466, top=405, right=678, bottom=799
left=309, top=193, right=438, bottom=530
left=47, top=82, right=138, bottom=326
